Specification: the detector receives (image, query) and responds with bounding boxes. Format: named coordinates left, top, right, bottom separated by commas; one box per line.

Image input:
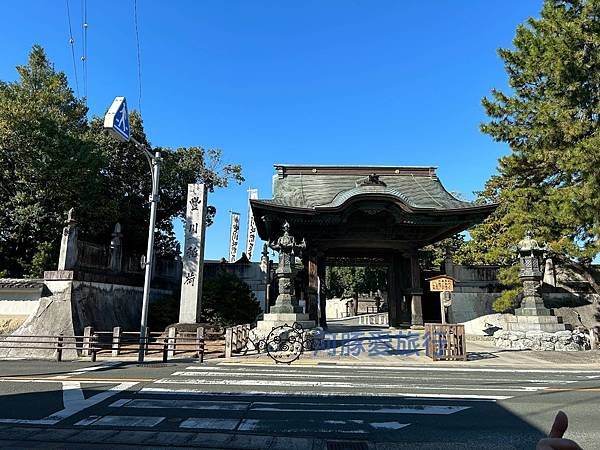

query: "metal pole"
left=138, top=149, right=161, bottom=362
left=440, top=292, right=447, bottom=325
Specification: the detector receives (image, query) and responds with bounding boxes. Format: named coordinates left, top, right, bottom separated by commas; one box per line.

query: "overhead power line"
left=81, top=0, right=88, bottom=101
left=133, top=0, right=143, bottom=114
left=65, top=0, right=80, bottom=97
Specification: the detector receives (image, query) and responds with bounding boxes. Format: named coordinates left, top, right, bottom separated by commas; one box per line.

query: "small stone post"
left=111, top=327, right=121, bottom=357
left=589, top=328, right=597, bottom=350
left=225, top=327, right=233, bottom=358
left=82, top=326, right=93, bottom=356
left=55, top=335, right=63, bottom=362
left=232, top=326, right=239, bottom=352
left=143, top=328, right=150, bottom=355
left=167, top=327, right=176, bottom=359
left=58, top=208, right=78, bottom=270
left=109, top=223, right=124, bottom=272
left=196, top=327, right=205, bottom=362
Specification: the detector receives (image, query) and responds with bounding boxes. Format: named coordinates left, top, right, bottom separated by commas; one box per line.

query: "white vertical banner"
left=246, top=188, right=258, bottom=260
left=229, top=211, right=241, bottom=262
left=179, top=183, right=207, bottom=323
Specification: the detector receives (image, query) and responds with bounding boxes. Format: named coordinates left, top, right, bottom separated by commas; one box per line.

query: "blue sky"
left=0, top=1, right=542, bottom=261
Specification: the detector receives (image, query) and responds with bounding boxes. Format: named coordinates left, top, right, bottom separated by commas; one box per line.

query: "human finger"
left=548, top=410, right=569, bottom=439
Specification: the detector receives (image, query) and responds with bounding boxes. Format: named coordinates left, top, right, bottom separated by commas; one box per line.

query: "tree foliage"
left=460, top=0, right=600, bottom=309
left=0, top=46, right=244, bottom=277
left=200, top=272, right=261, bottom=326
left=324, top=266, right=387, bottom=299
left=420, top=234, right=466, bottom=270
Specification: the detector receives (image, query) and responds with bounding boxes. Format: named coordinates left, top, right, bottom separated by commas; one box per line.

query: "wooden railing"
left=0, top=326, right=208, bottom=362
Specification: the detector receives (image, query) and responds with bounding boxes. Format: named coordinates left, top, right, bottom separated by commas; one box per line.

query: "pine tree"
left=461, top=0, right=600, bottom=310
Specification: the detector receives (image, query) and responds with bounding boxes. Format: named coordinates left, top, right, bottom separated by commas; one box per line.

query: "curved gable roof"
left=261, top=165, right=483, bottom=211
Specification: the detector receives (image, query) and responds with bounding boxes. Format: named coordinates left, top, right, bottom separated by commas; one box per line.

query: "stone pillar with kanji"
left=178, top=184, right=208, bottom=324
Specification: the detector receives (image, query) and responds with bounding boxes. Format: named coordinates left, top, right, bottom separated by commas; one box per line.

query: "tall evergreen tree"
left=460, top=0, right=600, bottom=310
left=0, top=45, right=99, bottom=276
left=0, top=46, right=244, bottom=277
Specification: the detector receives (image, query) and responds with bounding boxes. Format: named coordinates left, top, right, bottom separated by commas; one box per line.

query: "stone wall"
left=450, top=293, right=500, bottom=325
left=0, top=274, right=173, bottom=359
left=494, top=329, right=591, bottom=351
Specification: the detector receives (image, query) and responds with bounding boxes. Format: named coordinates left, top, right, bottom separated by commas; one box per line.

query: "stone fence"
left=58, top=209, right=181, bottom=288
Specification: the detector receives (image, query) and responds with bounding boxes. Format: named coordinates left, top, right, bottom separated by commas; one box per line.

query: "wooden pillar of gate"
left=317, top=257, right=327, bottom=328
left=306, top=250, right=319, bottom=322
left=409, top=252, right=424, bottom=328
left=387, top=252, right=404, bottom=328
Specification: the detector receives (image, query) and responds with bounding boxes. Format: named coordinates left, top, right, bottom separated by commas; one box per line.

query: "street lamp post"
left=137, top=144, right=161, bottom=362
left=104, top=96, right=160, bottom=363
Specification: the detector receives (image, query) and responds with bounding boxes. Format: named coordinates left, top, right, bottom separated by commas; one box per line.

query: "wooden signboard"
left=426, top=275, right=457, bottom=325
left=428, top=275, right=456, bottom=293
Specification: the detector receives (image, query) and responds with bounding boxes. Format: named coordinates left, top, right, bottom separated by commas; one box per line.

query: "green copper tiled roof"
left=261, top=165, right=475, bottom=211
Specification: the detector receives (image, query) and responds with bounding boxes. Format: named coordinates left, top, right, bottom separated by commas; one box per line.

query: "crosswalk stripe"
left=108, top=398, right=470, bottom=415
left=173, top=370, right=575, bottom=384
left=215, top=362, right=600, bottom=374
left=75, top=415, right=165, bottom=427
left=248, top=405, right=469, bottom=414
left=154, top=377, right=546, bottom=392
left=139, top=387, right=512, bottom=400
left=111, top=398, right=250, bottom=410
left=180, top=417, right=240, bottom=430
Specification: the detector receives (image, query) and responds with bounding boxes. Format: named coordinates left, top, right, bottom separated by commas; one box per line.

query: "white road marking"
left=48, top=362, right=121, bottom=379
left=109, top=399, right=131, bottom=408
left=155, top=377, right=546, bottom=392
left=216, top=363, right=600, bottom=375
left=47, top=381, right=137, bottom=422
left=173, top=370, right=575, bottom=384
left=116, top=398, right=250, bottom=411
left=370, top=421, right=410, bottom=430
left=250, top=403, right=470, bottom=415
left=76, top=415, right=165, bottom=427
left=180, top=417, right=240, bottom=430
left=73, top=415, right=102, bottom=426
left=140, top=387, right=511, bottom=400
left=0, top=418, right=57, bottom=425
left=0, top=381, right=137, bottom=425
left=113, top=397, right=468, bottom=415
left=0, top=379, right=121, bottom=384
left=237, top=418, right=369, bottom=433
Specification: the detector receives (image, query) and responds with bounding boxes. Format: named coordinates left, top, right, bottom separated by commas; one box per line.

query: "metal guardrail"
left=0, top=326, right=207, bottom=362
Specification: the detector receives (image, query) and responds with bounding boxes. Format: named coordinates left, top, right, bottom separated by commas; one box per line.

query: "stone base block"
left=505, top=314, right=566, bottom=333
left=256, top=313, right=315, bottom=333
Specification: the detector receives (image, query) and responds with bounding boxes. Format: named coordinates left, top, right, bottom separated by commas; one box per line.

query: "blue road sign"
left=103, top=96, right=130, bottom=142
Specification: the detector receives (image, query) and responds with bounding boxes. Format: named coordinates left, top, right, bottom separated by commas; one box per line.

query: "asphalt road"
left=0, top=359, right=598, bottom=449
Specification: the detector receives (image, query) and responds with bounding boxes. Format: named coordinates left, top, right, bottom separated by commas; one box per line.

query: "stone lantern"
left=515, top=232, right=549, bottom=316
left=253, top=222, right=316, bottom=336
left=505, top=232, right=565, bottom=332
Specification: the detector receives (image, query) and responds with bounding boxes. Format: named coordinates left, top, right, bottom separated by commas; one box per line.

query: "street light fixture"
left=104, top=96, right=161, bottom=363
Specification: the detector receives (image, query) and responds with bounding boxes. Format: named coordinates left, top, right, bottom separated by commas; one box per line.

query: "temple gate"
left=251, top=165, right=495, bottom=328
